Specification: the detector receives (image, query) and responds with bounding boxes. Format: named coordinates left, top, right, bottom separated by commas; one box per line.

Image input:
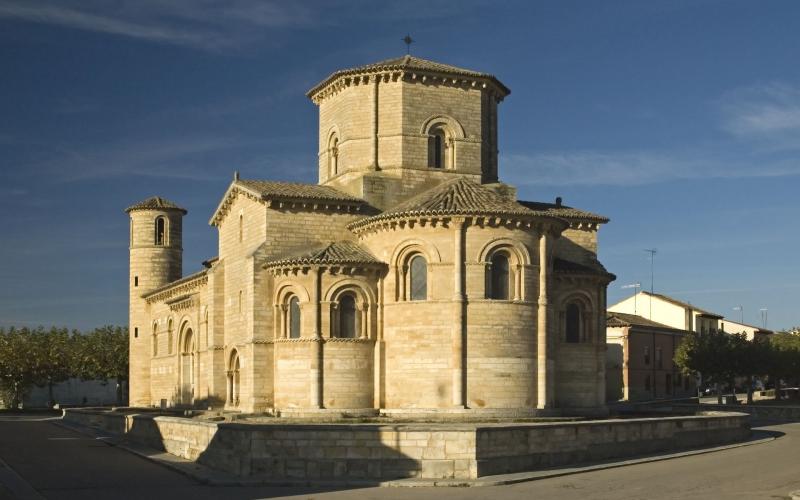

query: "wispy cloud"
left=25, top=135, right=255, bottom=182
left=718, top=82, right=800, bottom=150
left=502, top=150, right=800, bottom=187
left=0, top=0, right=318, bottom=51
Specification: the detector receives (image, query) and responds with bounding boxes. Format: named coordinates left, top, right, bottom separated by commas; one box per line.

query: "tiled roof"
left=350, top=178, right=564, bottom=229
left=641, top=291, right=723, bottom=318
left=236, top=179, right=365, bottom=204
left=518, top=200, right=609, bottom=223
left=125, top=196, right=187, bottom=214
left=606, top=312, right=685, bottom=332
left=265, top=241, right=384, bottom=268
left=307, top=54, right=510, bottom=98
left=553, top=258, right=616, bottom=279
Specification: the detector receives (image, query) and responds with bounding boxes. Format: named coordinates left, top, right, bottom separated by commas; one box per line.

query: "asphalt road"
left=0, top=415, right=799, bottom=500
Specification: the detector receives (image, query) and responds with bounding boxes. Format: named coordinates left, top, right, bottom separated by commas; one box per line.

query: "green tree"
left=675, top=330, right=738, bottom=403
left=0, top=327, right=39, bottom=408
left=769, top=333, right=800, bottom=400
left=74, top=326, right=129, bottom=405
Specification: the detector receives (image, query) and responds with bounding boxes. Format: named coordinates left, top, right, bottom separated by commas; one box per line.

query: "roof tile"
left=125, top=196, right=187, bottom=214
left=265, top=241, right=384, bottom=268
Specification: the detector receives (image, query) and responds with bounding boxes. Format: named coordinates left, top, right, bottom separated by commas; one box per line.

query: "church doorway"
left=180, top=328, right=195, bottom=405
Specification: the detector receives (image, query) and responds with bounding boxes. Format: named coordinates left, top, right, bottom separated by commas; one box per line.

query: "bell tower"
left=126, top=196, right=185, bottom=406
left=307, top=55, right=510, bottom=209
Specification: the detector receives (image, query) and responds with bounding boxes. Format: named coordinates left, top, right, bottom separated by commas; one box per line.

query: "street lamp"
left=760, top=308, right=768, bottom=329
left=621, top=283, right=641, bottom=315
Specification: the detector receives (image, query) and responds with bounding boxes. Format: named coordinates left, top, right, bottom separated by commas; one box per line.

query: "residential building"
left=606, top=312, right=695, bottom=402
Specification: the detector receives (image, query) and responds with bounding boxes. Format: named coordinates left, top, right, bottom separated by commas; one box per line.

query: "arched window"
left=409, top=255, right=427, bottom=301
left=288, top=296, right=301, bottom=339
left=155, top=217, right=166, bottom=246
left=429, top=128, right=446, bottom=168
left=328, top=134, right=339, bottom=176
left=565, top=303, right=581, bottom=343
left=338, top=293, right=357, bottom=339
left=489, top=253, right=510, bottom=300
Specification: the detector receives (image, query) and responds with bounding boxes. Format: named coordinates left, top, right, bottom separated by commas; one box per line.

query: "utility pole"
left=733, top=305, right=743, bottom=324
left=644, top=249, right=657, bottom=319
left=622, top=283, right=641, bottom=315
left=760, top=308, right=768, bottom=329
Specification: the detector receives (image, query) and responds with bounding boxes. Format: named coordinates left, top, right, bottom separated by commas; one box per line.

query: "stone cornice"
left=143, top=271, right=208, bottom=303
left=274, top=337, right=373, bottom=344
left=209, top=183, right=371, bottom=227
left=266, top=263, right=386, bottom=276
left=309, top=69, right=508, bottom=105
left=350, top=214, right=567, bottom=238
left=165, top=294, right=196, bottom=312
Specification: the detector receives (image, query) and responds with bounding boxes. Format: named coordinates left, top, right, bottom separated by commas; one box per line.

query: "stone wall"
left=63, top=409, right=750, bottom=481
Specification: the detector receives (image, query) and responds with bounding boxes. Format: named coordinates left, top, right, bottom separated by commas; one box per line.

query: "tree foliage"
left=675, top=330, right=800, bottom=401
left=0, top=325, right=128, bottom=408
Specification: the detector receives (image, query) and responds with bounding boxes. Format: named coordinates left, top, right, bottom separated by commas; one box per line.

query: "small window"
left=289, top=296, right=301, bottom=339
left=152, top=325, right=158, bottom=357
left=134, top=276, right=139, bottom=287
left=155, top=217, right=166, bottom=246
left=565, top=303, right=581, bottom=343
left=644, top=346, right=650, bottom=365
left=409, top=255, right=427, bottom=301
left=329, top=134, right=339, bottom=176
left=428, top=127, right=447, bottom=169
left=238, top=291, right=242, bottom=314
left=134, top=327, right=138, bottom=338
left=489, top=253, right=510, bottom=300
left=239, top=214, right=243, bottom=243
left=338, top=294, right=357, bottom=339
left=656, top=347, right=663, bottom=368
left=645, top=375, right=651, bottom=392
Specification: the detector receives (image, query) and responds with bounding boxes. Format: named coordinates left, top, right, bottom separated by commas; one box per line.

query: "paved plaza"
left=0, top=415, right=799, bottom=499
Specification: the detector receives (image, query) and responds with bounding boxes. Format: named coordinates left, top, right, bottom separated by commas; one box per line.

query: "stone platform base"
left=62, top=408, right=750, bottom=482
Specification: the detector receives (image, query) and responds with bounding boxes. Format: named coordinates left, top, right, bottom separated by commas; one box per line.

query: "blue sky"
left=1, top=0, right=798, bottom=331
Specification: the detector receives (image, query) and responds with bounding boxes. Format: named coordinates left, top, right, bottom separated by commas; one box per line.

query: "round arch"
left=476, top=238, right=532, bottom=266
left=420, top=114, right=466, bottom=139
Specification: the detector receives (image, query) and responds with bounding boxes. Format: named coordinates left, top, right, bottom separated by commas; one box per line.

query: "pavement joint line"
left=50, top=419, right=778, bottom=488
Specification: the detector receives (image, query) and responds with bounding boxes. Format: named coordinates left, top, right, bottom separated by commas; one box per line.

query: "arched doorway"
left=180, top=328, right=195, bottom=405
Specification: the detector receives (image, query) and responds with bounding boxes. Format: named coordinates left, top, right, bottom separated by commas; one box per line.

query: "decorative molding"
left=166, top=295, right=195, bottom=312
left=144, top=273, right=208, bottom=304
left=310, top=70, right=507, bottom=105
left=210, top=185, right=370, bottom=227
left=352, top=213, right=564, bottom=239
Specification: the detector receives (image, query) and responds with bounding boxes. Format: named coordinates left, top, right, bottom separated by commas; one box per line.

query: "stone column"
left=452, top=218, right=466, bottom=408
left=310, top=268, right=323, bottom=408
left=537, top=230, right=552, bottom=409
left=372, top=75, right=380, bottom=170
left=374, top=274, right=384, bottom=409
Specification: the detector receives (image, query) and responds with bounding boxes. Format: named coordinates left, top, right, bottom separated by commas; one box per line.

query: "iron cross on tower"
left=402, top=34, right=414, bottom=55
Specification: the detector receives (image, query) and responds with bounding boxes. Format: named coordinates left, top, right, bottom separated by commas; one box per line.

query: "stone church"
left=126, top=55, right=615, bottom=415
